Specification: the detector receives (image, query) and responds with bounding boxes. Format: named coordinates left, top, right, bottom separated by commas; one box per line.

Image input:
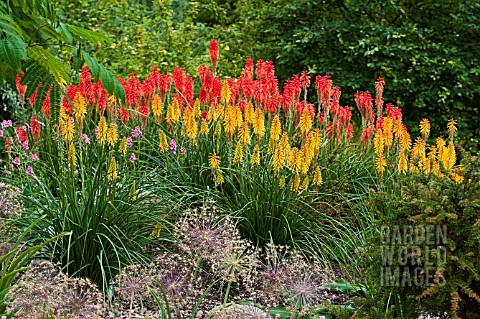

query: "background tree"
left=237, top=0, right=480, bottom=150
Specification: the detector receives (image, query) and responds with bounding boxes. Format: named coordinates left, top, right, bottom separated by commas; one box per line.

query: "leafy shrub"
left=360, top=152, right=480, bottom=318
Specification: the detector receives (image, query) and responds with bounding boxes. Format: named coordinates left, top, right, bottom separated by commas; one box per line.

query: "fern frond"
left=0, top=36, right=27, bottom=80
left=68, top=25, right=111, bottom=46
left=0, top=13, right=24, bottom=41
left=27, top=46, right=69, bottom=83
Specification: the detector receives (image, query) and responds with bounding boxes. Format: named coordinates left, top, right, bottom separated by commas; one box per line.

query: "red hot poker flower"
left=210, top=39, right=219, bottom=72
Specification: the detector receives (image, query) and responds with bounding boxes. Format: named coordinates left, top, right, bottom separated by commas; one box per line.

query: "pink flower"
left=126, top=136, right=133, bottom=147
left=131, top=126, right=142, bottom=138
left=29, top=152, right=39, bottom=160
left=130, top=153, right=136, bottom=163
left=81, top=134, right=91, bottom=144
left=26, top=166, right=33, bottom=175
left=13, top=157, right=20, bottom=165
left=1, top=120, right=12, bottom=129
left=0, top=130, right=3, bottom=137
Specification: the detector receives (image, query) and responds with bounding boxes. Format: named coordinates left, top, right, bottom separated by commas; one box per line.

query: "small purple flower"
left=26, top=166, right=33, bottom=175
left=29, top=152, right=39, bottom=160
left=180, top=147, right=186, bottom=154
left=13, top=157, right=20, bottom=165
left=130, top=153, right=136, bottom=163
left=0, top=130, right=3, bottom=137
left=169, top=139, right=177, bottom=154
left=1, top=120, right=12, bottom=129
left=95, top=127, right=99, bottom=139
left=22, top=141, right=29, bottom=150
left=81, top=134, right=91, bottom=144
left=131, top=126, right=142, bottom=138
left=126, top=136, right=133, bottom=147
left=74, top=169, right=79, bottom=175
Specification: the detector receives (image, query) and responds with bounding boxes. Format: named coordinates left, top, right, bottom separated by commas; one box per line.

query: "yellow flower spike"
left=313, top=167, right=323, bottom=186
left=270, top=115, right=282, bottom=143
left=291, top=174, right=301, bottom=192
left=207, top=104, right=215, bottom=123
left=272, top=146, right=286, bottom=173
left=398, top=150, right=408, bottom=174
left=215, top=171, right=224, bottom=185
left=279, top=132, right=290, bottom=154
left=238, top=122, right=251, bottom=146
left=445, top=141, right=456, bottom=169
left=233, top=142, right=243, bottom=165
left=383, top=129, right=394, bottom=150
left=214, top=104, right=224, bottom=121
left=295, top=150, right=305, bottom=173
left=409, top=158, right=419, bottom=173
left=412, top=137, right=425, bottom=159
left=419, top=118, right=430, bottom=140
left=252, top=107, right=265, bottom=139
left=119, top=137, right=127, bottom=155
left=383, top=117, right=393, bottom=133
left=423, top=156, right=431, bottom=173
left=447, top=119, right=457, bottom=141
left=97, top=116, right=107, bottom=145
left=62, top=117, right=75, bottom=144
left=185, top=109, right=198, bottom=141
left=393, top=120, right=403, bottom=138
left=57, top=74, right=67, bottom=91
left=209, top=151, right=221, bottom=169
left=221, top=80, right=231, bottom=105
left=193, top=98, right=201, bottom=117
left=376, top=153, right=387, bottom=175
left=200, top=118, right=209, bottom=135
left=300, top=176, right=309, bottom=190
left=172, top=98, right=181, bottom=123
left=287, top=147, right=297, bottom=170
left=245, top=102, right=255, bottom=123
left=223, top=105, right=236, bottom=137
left=159, top=131, right=168, bottom=152
left=107, top=157, right=118, bottom=180
left=301, top=150, right=311, bottom=175
left=432, top=160, right=440, bottom=175
left=374, top=129, right=384, bottom=155
left=298, top=107, right=312, bottom=136
left=250, top=144, right=260, bottom=166
left=233, top=105, right=243, bottom=128
left=67, top=143, right=77, bottom=167
left=400, top=130, right=412, bottom=151
left=107, top=123, right=118, bottom=147
left=152, top=95, right=163, bottom=122
left=74, top=92, right=87, bottom=124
